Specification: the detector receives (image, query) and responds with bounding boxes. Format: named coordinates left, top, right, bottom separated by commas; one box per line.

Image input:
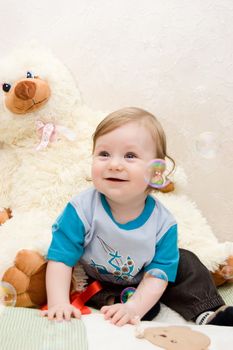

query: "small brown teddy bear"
left=2, top=250, right=47, bottom=307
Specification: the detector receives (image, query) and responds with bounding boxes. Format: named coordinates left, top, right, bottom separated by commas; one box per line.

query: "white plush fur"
left=0, top=44, right=232, bottom=282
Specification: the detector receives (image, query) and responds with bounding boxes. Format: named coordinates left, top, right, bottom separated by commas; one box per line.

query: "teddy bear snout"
left=14, top=80, right=36, bottom=100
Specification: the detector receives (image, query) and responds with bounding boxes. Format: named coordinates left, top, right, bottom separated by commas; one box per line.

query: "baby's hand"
left=40, top=303, right=81, bottom=321
left=101, top=302, right=138, bottom=327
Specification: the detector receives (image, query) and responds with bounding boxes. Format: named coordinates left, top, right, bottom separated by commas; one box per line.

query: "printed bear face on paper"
left=143, top=326, right=210, bottom=350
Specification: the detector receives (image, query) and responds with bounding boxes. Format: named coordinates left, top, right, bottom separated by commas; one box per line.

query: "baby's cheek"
left=91, top=162, right=100, bottom=179
left=136, top=172, right=148, bottom=189
left=91, top=164, right=103, bottom=189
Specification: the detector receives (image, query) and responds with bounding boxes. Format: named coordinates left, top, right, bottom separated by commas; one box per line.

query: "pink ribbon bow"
left=35, top=120, right=76, bottom=151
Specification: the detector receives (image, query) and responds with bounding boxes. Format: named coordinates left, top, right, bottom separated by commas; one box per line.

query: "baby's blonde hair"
left=92, top=107, right=175, bottom=191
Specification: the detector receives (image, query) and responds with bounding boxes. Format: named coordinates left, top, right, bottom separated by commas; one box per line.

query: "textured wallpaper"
left=0, top=0, right=232, bottom=241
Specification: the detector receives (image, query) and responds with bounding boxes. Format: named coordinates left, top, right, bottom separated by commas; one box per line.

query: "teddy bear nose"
left=14, top=81, right=36, bottom=100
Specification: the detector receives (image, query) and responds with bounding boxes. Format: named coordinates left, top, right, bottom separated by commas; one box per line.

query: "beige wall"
left=0, top=0, right=232, bottom=241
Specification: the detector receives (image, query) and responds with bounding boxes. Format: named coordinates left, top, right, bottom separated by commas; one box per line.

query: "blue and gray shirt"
left=47, top=188, right=179, bottom=285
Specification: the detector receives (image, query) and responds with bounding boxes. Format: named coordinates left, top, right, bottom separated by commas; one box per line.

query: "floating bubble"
left=144, top=159, right=170, bottom=189
left=196, top=132, right=220, bottom=159
left=120, top=287, right=136, bottom=304
left=0, top=281, right=17, bottom=307
left=144, top=268, right=168, bottom=282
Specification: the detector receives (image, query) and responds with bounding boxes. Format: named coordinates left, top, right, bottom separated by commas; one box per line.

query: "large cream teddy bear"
left=0, top=44, right=232, bottom=308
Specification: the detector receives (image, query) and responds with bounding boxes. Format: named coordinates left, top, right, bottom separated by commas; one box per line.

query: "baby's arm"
left=41, top=260, right=81, bottom=321
left=101, top=274, right=167, bottom=327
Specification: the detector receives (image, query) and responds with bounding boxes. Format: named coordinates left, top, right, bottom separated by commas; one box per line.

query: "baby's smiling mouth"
left=105, top=177, right=128, bottom=182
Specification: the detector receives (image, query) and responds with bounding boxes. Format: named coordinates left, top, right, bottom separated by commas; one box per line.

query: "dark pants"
left=87, top=249, right=225, bottom=321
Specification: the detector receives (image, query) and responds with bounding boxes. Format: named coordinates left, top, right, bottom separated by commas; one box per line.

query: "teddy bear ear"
left=26, top=71, right=39, bottom=79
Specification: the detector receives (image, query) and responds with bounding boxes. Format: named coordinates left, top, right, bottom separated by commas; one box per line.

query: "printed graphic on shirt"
left=90, top=236, right=136, bottom=282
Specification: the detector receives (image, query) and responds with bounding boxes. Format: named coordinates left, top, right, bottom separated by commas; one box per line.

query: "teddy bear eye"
left=2, top=83, right=11, bottom=92
left=26, top=71, right=33, bottom=78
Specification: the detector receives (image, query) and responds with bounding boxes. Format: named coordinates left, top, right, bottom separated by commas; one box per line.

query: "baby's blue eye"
left=98, top=151, right=110, bottom=157
left=26, top=71, right=33, bottom=78
left=125, top=152, right=137, bottom=159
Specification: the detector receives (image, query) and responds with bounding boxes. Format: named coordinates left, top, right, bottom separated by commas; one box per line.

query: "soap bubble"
left=196, top=132, right=220, bottom=159
left=144, top=159, right=170, bottom=189
left=144, top=268, right=168, bottom=282
left=0, top=281, right=17, bottom=308
left=120, top=287, right=136, bottom=304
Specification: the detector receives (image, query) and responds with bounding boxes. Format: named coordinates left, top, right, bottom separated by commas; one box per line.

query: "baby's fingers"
left=100, top=305, right=110, bottom=314
left=129, top=315, right=140, bottom=325
left=101, top=305, right=118, bottom=320
left=71, top=306, right=81, bottom=319
left=55, top=310, right=64, bottom=322
left=40, top=307, right=63, bottom=321
left=110, top=309, right=126, bottom=325
left=115, top=313, right=130, bottom=327
left=64, top=309, right=72, bottom=321
left=40, top=309, right=48, bottom=317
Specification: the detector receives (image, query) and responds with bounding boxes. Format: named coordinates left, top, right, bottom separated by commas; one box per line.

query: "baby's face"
left=91, top=121, right=156, bottom=204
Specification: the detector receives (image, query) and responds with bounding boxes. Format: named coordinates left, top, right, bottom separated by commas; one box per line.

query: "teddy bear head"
left=3, top=73, right=51, bottom=115
left=0, top=43, right=82, bottom=146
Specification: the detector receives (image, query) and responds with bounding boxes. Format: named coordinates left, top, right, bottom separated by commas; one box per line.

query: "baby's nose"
left=108, top=157, right=123, bottom=170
